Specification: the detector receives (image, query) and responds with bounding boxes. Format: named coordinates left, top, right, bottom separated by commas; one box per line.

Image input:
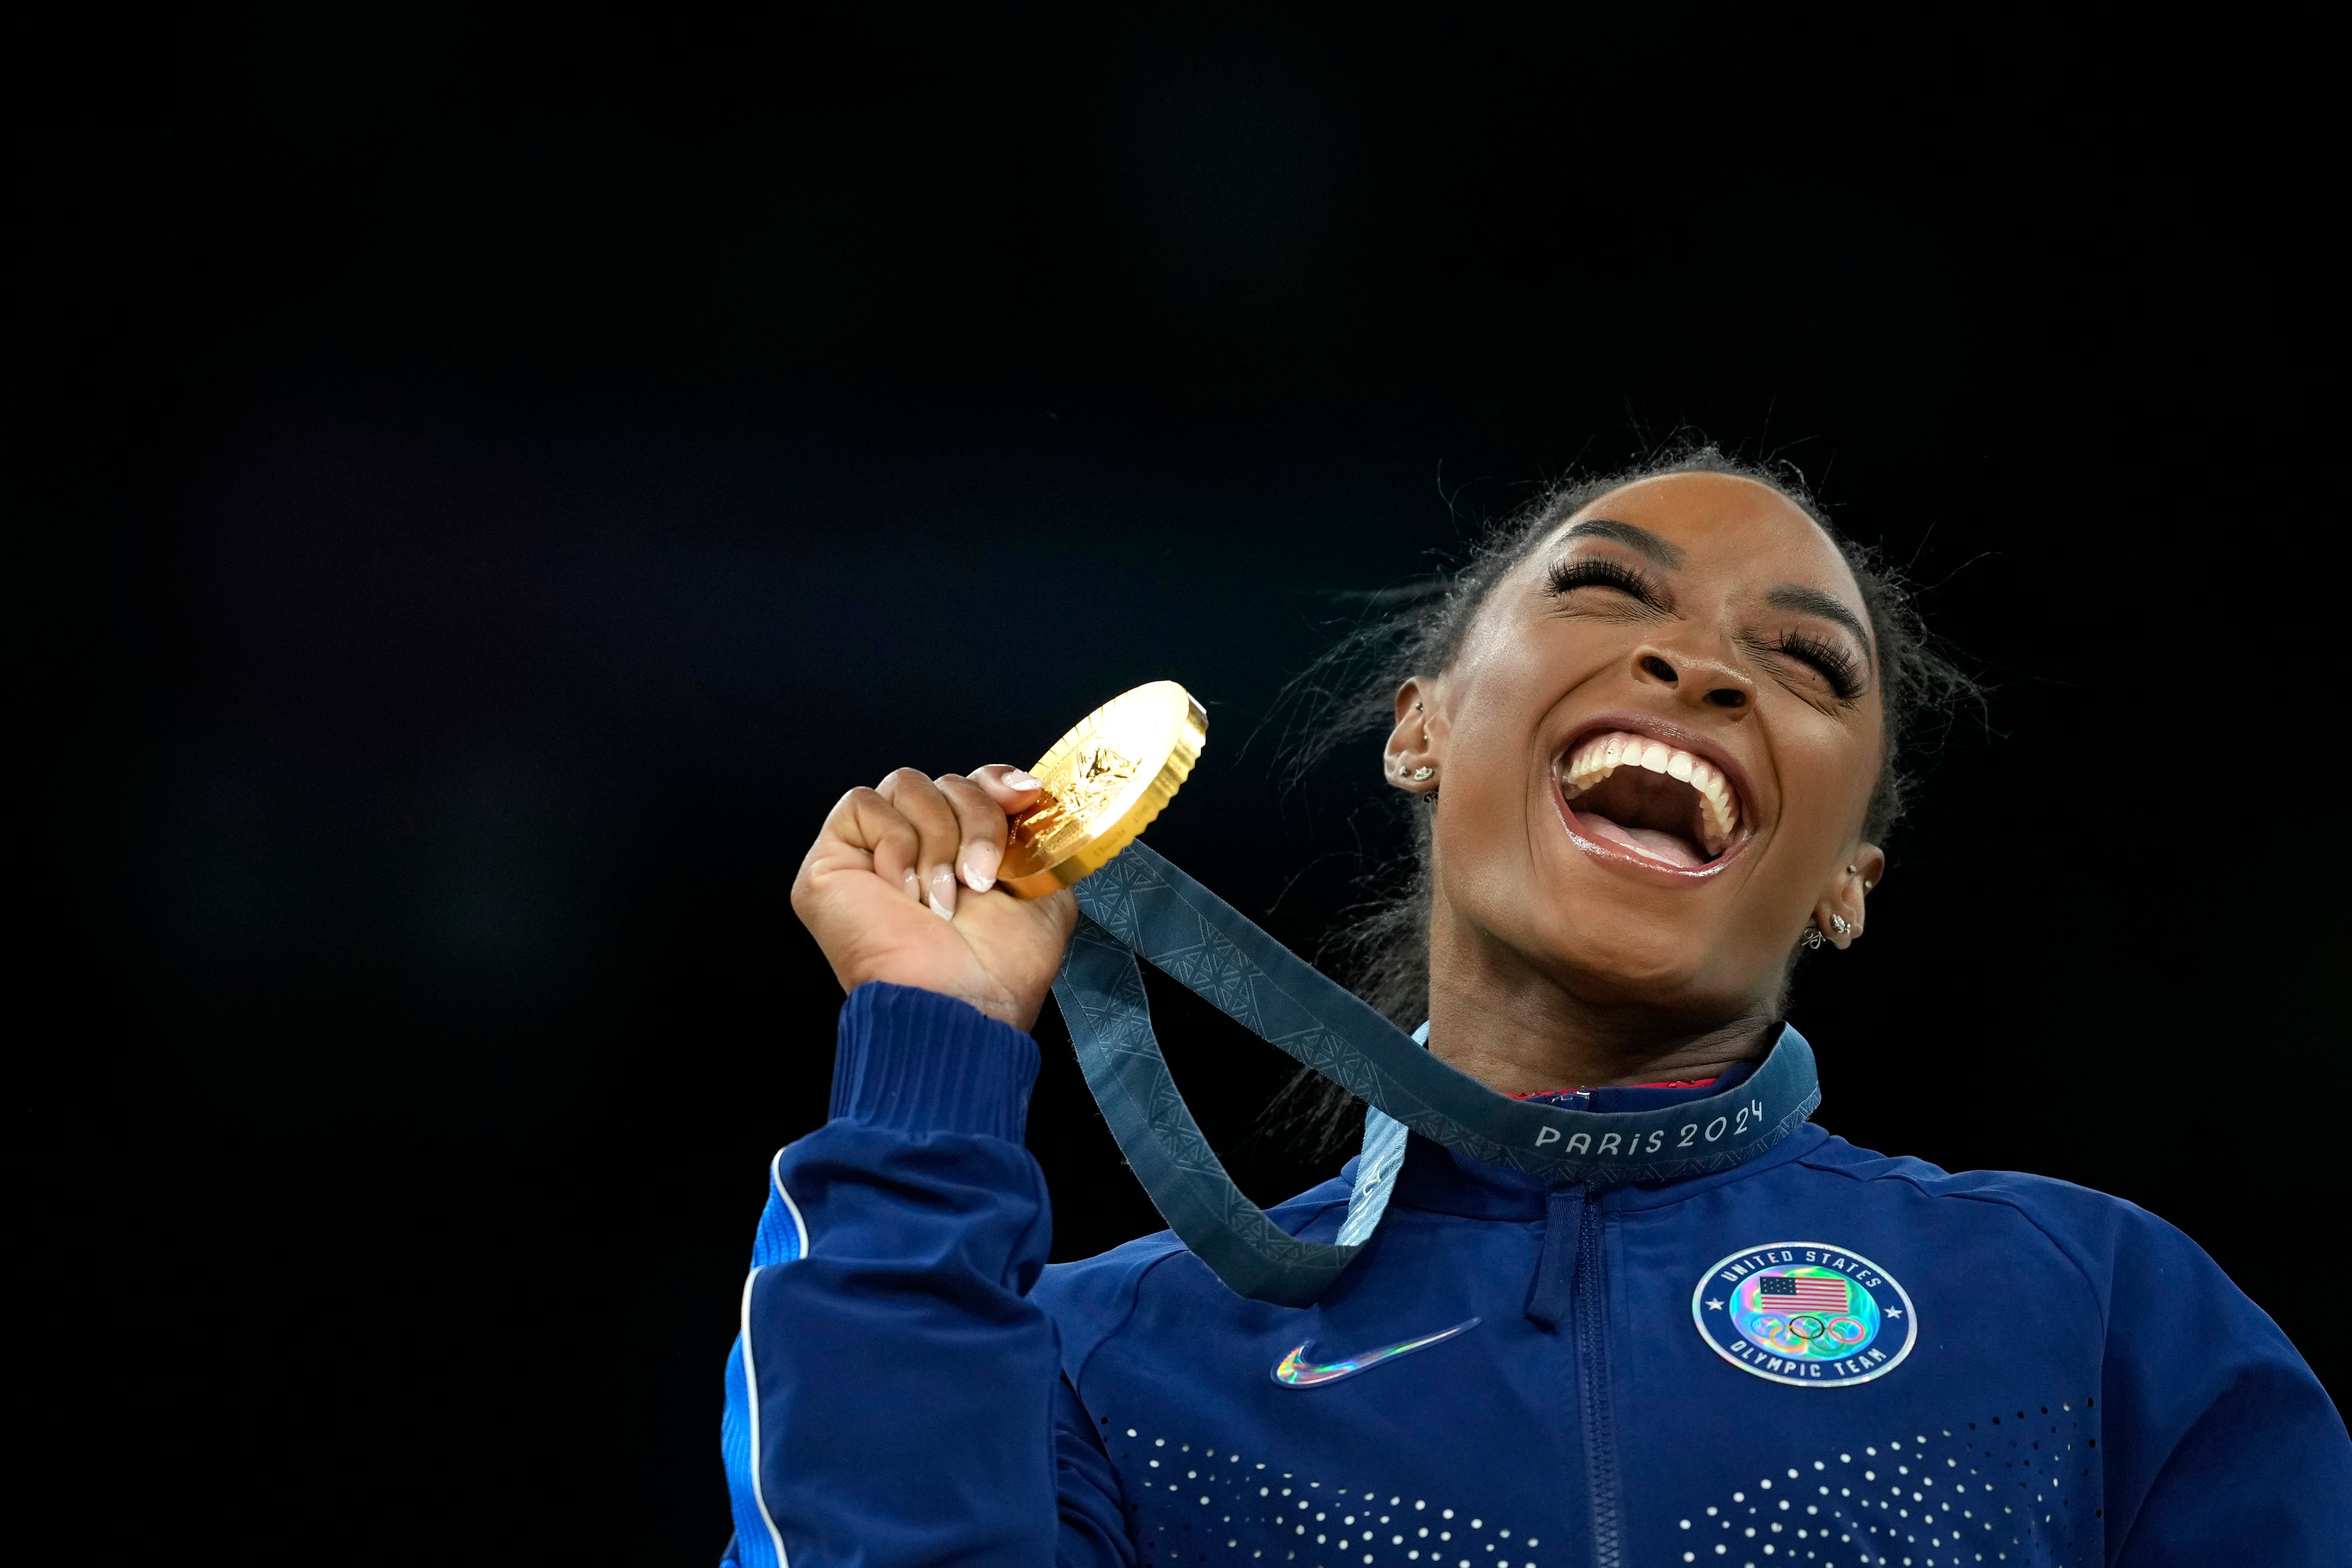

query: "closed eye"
left=1547, top=556, right=1668, bottom=611
left=1764, top=628, right=1866, bottom=701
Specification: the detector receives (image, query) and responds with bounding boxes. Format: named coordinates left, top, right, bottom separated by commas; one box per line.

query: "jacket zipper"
left=1574, top=1196, right=1622, bottom=1568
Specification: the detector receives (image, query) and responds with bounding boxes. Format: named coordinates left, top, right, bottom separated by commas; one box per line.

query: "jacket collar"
left=1343, top=1063, right=1830, bottom=1222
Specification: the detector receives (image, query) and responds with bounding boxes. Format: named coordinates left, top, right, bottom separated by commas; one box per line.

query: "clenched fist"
left=790, top=764, right=1078, bottom=1032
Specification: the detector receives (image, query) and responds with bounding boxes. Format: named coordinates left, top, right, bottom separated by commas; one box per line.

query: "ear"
left=1812, top=842, right=1885, bottom=951
left=1383, top=678, right=1441, bottom=794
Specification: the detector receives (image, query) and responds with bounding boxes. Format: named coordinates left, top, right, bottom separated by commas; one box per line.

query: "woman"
left=722, top=455, right=2348, bottom=1566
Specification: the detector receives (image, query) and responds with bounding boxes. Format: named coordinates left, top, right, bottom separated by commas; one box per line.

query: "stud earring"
left=1829, top=914, right=1852, bottom=938
left=1409, top=765, right=1435, bottom=782
left=1846, top=864, right=1857, bottom=875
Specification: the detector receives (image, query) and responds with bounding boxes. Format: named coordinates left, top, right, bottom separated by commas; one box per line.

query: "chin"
left=1538, top=911, right=1747, bottom=1011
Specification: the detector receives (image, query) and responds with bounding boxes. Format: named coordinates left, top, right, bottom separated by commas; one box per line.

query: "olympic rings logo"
left=1744, top=1313, right=1873, bottom=1355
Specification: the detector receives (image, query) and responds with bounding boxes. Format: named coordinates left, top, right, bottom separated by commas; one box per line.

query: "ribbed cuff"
left=829, top=982, right=1041, bottom=1143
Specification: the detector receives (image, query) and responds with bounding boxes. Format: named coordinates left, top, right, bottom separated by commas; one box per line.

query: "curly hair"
left=1264, top=446, right=1980, bottom=1156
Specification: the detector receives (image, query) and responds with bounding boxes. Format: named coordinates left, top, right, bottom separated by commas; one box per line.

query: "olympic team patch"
left=1692, top=1242, right=1916, bottom=1387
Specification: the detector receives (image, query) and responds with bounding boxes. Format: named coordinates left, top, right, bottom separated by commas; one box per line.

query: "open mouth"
left=1557, top=730, right=1746, bottom=872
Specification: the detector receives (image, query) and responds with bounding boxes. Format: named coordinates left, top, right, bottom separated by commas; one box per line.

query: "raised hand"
left=790, top=764, right=1078, bottom=1032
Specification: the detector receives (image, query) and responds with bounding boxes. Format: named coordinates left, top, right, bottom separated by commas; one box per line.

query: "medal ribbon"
left=1051, top=842, right=1821, bottom=1307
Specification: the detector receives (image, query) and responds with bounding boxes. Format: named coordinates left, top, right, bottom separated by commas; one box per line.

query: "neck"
left=1424, top=919, right=1777, bottom=1095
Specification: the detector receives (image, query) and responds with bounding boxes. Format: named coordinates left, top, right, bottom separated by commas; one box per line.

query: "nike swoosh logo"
left=1270, top=1317, right=1482, bottom=1388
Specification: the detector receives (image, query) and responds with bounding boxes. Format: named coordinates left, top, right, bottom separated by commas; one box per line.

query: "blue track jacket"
left=719, top=984, right=2350, bottom=1567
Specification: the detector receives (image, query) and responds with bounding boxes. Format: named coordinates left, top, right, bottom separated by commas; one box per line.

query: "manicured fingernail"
left=901, top=868, right=922, bottom=902
left=960, top=843, right=1000, bottom=892
left=927, top=865, right=957, bottom=919
left=1006, top=770, right=1041, bottom=790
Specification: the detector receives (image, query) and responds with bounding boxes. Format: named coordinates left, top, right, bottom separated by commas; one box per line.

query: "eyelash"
left=1772, top=629, right=1866, bottom=701
left=1547, top=557, right=1660, bottom=605
left=1551, top=556, right=1865, bottom=700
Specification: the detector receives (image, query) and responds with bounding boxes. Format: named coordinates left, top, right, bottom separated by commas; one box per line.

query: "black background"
left=39, top=16, right=2335, bottom=1563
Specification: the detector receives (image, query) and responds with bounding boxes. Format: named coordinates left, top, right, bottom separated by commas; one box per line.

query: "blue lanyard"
left=1052, top=843, right=1821, bottom=1307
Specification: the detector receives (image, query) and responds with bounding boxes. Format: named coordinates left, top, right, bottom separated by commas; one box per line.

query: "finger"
left=818, top=789, right=927, bottom=902
left=1035, top=886, right=1079, bottom=939
left=937, top=773, right=1013, bottom=892
left=821, top=785, right=924, bottom=903
left=967, top=763, right=1047, bottom=809
left=877, top=767, right=966, bottom=919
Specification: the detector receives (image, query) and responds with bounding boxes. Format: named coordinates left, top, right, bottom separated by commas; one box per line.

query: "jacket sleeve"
left=2095, top=1201, right=2352, bottom=1567
left=717, top=982, right=1135, bottom=1568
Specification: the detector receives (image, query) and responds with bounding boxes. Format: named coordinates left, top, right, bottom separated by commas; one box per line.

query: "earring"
left=1845, top=864, right=1857, bottom=875
left=1799, top=927, right=1827, bottom=951
left=1409, top=765, right=1435, bottom=782
left=1829, top=914, right=1852, bottom=938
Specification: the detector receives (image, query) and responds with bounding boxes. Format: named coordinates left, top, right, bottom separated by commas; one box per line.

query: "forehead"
left=1556, top=470, right=1857, bottom=589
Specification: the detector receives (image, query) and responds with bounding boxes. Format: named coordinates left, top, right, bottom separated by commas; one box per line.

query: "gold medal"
left=998, top=681, right=1207, bottom=899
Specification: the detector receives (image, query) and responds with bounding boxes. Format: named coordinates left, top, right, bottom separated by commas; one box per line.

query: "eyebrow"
left=1560, top=519, right=1685, bottom=569
left=1767, top=584, right=1875, bottom=659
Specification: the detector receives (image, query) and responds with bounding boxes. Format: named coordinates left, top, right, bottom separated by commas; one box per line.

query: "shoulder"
left=1035, top=1174, right=1353, bottom=1305
left=1800, top=1133, right=2172, bottom=1234
left=1799, top=1132, right=2119, bottom=1209
left=1793, top=1134, right=2252, bottom=1320
left=1033, top=1174, right=1353, bottom=1372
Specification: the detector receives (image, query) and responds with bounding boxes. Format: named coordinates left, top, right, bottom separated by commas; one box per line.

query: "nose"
left=1630, top=645, right=1756, bottom=716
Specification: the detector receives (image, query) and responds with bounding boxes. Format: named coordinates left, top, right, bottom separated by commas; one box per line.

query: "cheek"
left=1771, top=715, right=1883, bottom=851
left=1446, top=616, right=1617, bottom=752
left=1440, top=663, right=1562, bottom=814
left=1434, top=732, right=1536, bottom=872
left=1430, top=648, right=1591, bottom=891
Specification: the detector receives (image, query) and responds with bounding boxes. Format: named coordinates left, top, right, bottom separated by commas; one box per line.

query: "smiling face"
left=1391, top=471, right=1886, bottom=1058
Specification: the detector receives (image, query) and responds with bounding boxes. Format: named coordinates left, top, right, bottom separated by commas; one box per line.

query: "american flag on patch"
left=1756, top=1274, right=1849, bottom=1312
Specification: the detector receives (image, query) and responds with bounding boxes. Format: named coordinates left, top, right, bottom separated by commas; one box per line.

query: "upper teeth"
left=1559, top=730, right=1740, bottom=855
